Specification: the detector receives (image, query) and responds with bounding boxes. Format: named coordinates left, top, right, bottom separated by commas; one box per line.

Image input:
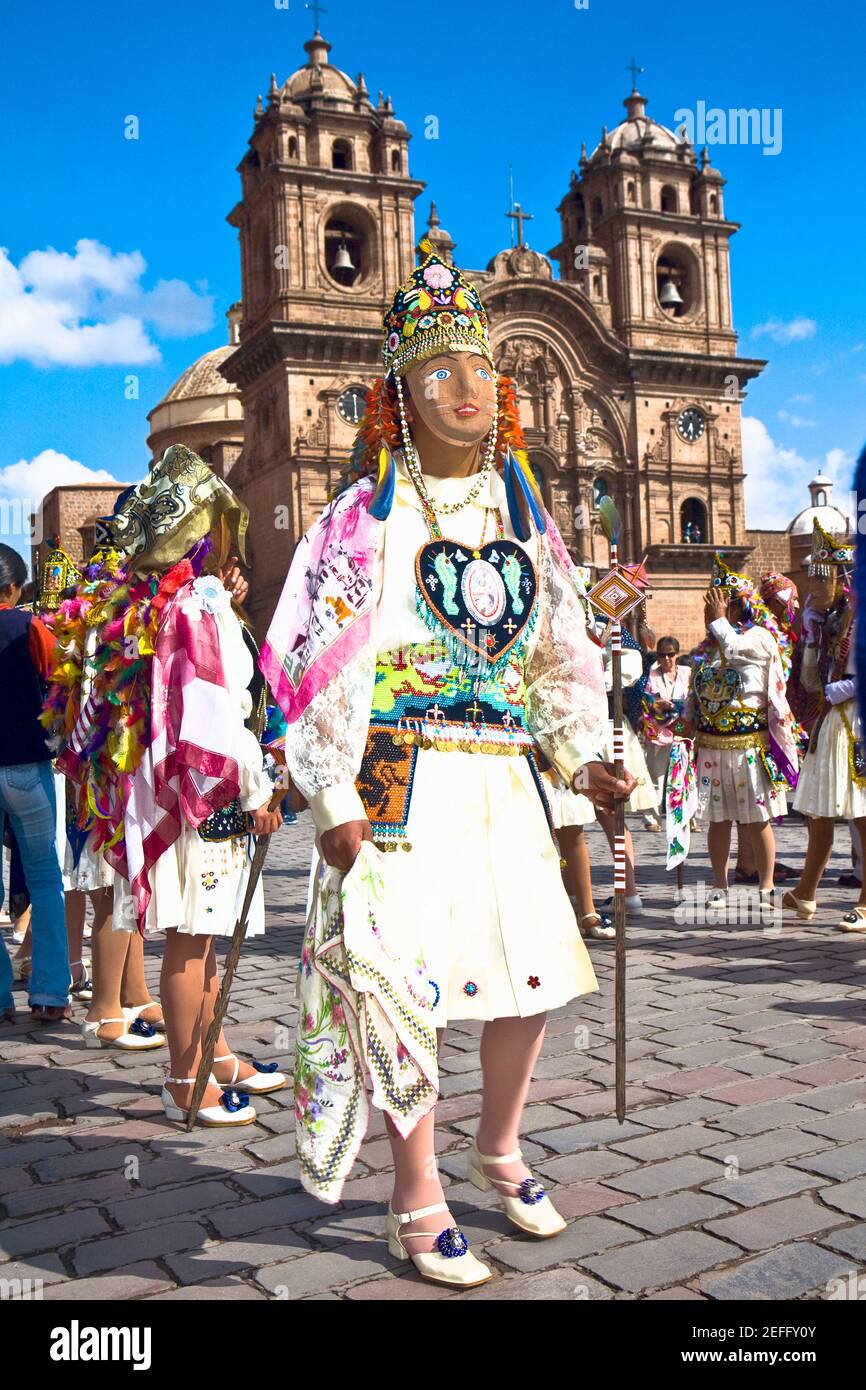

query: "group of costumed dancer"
left=2, top=237, right=863, bottom=1293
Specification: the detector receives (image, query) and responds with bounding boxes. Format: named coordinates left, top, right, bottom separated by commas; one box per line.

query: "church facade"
left=207, top=31, right=769, bottom=643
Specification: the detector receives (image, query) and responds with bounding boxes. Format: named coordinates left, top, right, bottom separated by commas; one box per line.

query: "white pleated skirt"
left=600, top=720, right=658, bottom=815
left=362, top=746, right=598, bottom=1023
left=113, top=829, right=264, bottom=938
left=794, top=703, right=866, bottom=820
left=695, top=738, right=787, bottom=824
left=545, top=774, right=596, bottom=829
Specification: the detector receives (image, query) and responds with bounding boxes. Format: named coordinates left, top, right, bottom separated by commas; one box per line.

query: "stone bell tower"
left=547, top=79, right=766, bottom=642
left=222, top=28, right=424, bottom=630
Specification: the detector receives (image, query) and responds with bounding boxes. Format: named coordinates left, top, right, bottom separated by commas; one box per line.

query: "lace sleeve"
left=524, top=537, right=607, bottom=786
left=284, top=642, right=376, bottom=832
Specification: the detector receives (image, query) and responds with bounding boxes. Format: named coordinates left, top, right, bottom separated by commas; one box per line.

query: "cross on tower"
left=305, top=0, right=328, bottom=31
left=507, top=202, right=534, bottom=248
left=626, top=56, right=644, bottom=90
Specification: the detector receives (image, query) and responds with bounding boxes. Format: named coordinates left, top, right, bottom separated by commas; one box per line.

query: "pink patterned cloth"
left=105, top=583, right=241, bottom=933
left=259, top=479, right=379, bottom=725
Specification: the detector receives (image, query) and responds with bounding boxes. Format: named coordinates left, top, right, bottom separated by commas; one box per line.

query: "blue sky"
left=1, top=0, right=864, bottom=564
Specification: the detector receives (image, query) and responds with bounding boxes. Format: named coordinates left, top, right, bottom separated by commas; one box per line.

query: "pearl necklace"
left=394, top=372, right=498, bottom=522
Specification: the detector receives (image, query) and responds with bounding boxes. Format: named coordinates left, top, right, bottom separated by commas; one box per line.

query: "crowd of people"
left=1, top=238, right=863, bottom=1291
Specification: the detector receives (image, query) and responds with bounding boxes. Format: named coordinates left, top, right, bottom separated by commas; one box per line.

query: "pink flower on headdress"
left=423, top=263, right=453, bottom=290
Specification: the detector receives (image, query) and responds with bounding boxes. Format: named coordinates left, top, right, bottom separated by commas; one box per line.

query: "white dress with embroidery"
left=287, top=457, right=608, bottom=1023
left=794, top=625, right=866, bottom=819
left=695, top=618, right=788, bottom=825
left=114, top=593, right=271, bottom=937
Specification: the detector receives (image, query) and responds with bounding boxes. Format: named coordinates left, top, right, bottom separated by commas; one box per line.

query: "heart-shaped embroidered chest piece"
left=415, top=539, right=538, bottom=663
left=694, top=663, right=742, bottom=714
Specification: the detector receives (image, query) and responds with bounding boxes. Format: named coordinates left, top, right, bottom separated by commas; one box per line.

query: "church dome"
left=284, top=32, right=361, bottom=109
left=146, top=320, right=244, bottom=472
left=589, top=91, right=683, bottom=161
left=158, top=346, right=239, bottom=406
left=788, top=473, right=851, bottom=536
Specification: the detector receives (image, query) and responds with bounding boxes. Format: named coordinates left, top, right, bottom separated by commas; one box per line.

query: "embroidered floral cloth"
left=295, top=842, right=440, bottom=1203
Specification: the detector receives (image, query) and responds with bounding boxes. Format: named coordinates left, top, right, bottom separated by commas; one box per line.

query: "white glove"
left=824, top=679, right=856, bottom=706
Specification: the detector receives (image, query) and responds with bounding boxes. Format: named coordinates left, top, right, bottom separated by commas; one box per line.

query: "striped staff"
left=588, top=499, right=650, bottom=1123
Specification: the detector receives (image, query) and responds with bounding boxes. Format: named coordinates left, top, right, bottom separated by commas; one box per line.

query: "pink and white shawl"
left=259, top=480, right=380, bottom=726
left=106, top=582, right=241, bottom=933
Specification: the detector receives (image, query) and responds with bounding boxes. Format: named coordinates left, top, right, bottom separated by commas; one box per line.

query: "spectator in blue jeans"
left=0, top=544, right=69, bottom=1024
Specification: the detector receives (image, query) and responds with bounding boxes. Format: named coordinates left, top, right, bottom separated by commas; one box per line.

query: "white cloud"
left=742, top=417, right=854, bottom=529
left=0, top=449, right=121, bottom=567
left=750, top=316, right=817, bottom=345
left=777, top=408, right=816, bottom=428
left=788, top=393, right=813, bottom=404
left=0, top=239, right=214, bottom=367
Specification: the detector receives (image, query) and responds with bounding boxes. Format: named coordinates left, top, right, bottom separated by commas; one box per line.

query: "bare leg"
left=86, top=900, right=134, bottom=1042
left=476, top=1012, right=547, bottom=1191
left=120, top=926, right=162, bottom=1024
left=854, top=820, right=866, bottom=907
left=735, top=826, right=756, bottom=878
left=740, top=821, right=775, bottom=891
left=707, top=821, right=732, bottom=890
left=13, top=913, right=31, bottom=956
left=595, top=809, right=638, bottom=897
left=794, top=817, right=835, bottom=901
left=557, top=825, right=596, bottom=917
left=65, top=890, right=87, bottom=985
left=386, top=1025, right=450, bottom=1253
left=160, top=930, right=224, bottom=1111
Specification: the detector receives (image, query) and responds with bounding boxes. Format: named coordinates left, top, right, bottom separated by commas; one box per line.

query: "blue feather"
left=504, top=447, right=547, bottom=540
left=368, top=446, right=396, bottom=520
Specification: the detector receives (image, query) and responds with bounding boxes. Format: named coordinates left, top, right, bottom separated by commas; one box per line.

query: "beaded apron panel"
left=356, top=640, right=552, bottom=850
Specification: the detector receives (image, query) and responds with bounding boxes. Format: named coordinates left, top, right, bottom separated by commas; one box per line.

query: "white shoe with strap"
left=212, top=1052, right=287, bottom=1094
left=81, top=1016, right=164, bottom=1051
left=161, top=1074, right=257, bottom=1127
left=466, top=1140, right=567, bottom=1238
left=385, top=1202, right=492, bottom=1288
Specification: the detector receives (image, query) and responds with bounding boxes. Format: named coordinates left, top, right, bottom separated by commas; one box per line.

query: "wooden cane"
left=609, top=546, right=628, bottom=1125
left=185, top=789, right=283, bottom=1130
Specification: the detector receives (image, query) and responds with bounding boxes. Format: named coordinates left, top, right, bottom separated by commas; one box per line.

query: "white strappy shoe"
left=69, top=961, right=92, bottom=1001
left=161, top=1074, right=257, bottom=1127
left=212, top=1052, right=287, bottom=1095
left=466, top=1140, right=567, bottom=1238
left=385, top=1203, right=492, bottom=1288
left=81, top=1016, right=164, bottom=1051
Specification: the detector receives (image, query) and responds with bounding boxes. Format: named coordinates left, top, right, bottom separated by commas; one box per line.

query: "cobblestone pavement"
left=1, top=814, right=865, bottom=1302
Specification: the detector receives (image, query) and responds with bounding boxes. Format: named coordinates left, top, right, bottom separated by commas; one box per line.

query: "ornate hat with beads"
left=807, top=517, right=853, bottom=577
left=382, top=239, right=493, bottom=378
left=711, top=552, right=752, bottom=593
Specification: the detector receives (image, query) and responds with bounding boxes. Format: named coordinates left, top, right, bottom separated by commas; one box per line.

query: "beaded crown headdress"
left=807, top=518, right=853, bottom=577
left=382, top=239, right=494, bottom=378
left=711, top=552, right=752, bottom=593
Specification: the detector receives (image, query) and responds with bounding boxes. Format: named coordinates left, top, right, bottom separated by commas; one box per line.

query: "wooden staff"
left=186, top=788, right=283, bottom=1130
left=607, top=540, right=628, bottom=1125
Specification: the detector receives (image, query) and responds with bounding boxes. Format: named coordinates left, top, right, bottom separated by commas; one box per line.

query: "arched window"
left=680, top=497, right=708, bottom=544
left=710, top=193, right=719, bottom=214
left=592, top=274, right=601, bottom=297
left=626, top=180, right=636, bottom=204
left=593, top=475, right=611, bottom=509
left=390, top=148, right=401, bottom=173
left=591, top=196, right=603, bottom=221
left=288, top=135, right=298, bottom=159
left=331, top=138, right=353, bottom=171
left=660, top=184, right=678, bottom=213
